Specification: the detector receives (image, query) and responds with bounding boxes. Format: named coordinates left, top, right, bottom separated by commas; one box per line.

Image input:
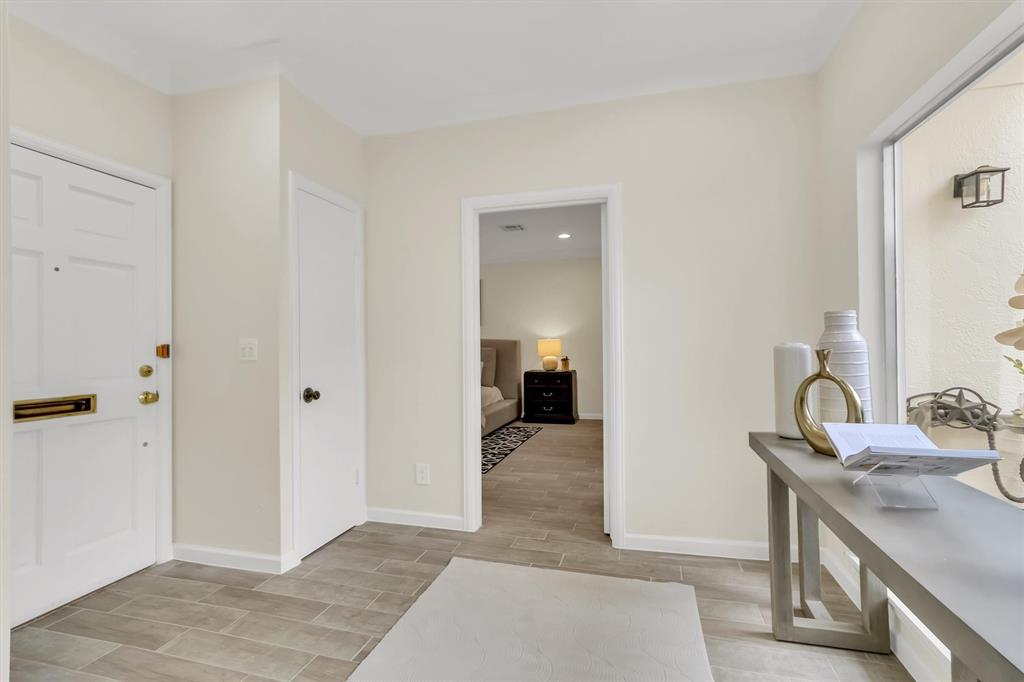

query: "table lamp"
left=537, top=338, right=562, bottom=371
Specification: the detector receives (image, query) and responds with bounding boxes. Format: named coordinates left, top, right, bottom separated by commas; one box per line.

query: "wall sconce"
left=953, top=165, right=1009, bottom=208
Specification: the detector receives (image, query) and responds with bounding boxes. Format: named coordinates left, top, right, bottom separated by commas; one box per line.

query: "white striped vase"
left=817, top=310, right=873, bottom=424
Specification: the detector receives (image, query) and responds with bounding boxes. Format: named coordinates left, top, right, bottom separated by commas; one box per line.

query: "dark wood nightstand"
left=522, top=369, right=578, bottom=424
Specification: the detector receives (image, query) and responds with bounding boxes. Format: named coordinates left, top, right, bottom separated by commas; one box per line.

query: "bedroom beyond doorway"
left=473, top=197, right=610, bottom=535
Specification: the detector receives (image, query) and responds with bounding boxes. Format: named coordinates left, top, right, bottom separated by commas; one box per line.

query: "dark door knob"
left=302, top=387, right=321, bottom=403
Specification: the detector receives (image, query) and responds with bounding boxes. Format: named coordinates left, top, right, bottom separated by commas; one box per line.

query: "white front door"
left=294, top=178, right=364, bottom=558
left=10, top=145, right=160, bottom=625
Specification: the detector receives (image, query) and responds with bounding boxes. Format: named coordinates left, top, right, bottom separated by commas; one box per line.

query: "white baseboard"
left=617, top=531, right=791, bottom=561
left=822, top=549, right=950, bottom=682
left=579, top=413, right=603, bottom=420
left=366, top=507, right=465, bottom=531
left=173, top=543, right=298, bottom=575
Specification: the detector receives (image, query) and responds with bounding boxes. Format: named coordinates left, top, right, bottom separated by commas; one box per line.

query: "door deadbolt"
left=302, top=387, right=321, bottom=403
left=138, top=390, right=160, bottom=405
left=139, top=364, right=154, bottom=378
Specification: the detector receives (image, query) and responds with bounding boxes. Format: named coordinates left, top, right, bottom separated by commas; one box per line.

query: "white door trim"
left=287, top=172, right=367, bottom=559
left=8, top=128, right=175, bottom=567
left=461, top=185, right=625, bottom=544
left=1, top=6, right=11, bottom=672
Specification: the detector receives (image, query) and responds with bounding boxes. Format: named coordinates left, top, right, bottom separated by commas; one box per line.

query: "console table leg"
left=952, top=655, right=981, bottom=682
left=797, top=499, right=830, bottom=621
left=766, top=468, right=890, bottom=654
left=767, top=469, right=795, bottom=639
left=860, top=562, right=890, bottom=651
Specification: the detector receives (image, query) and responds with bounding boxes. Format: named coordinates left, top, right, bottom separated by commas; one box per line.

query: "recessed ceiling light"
left=558, top=233, right=571, bottom=239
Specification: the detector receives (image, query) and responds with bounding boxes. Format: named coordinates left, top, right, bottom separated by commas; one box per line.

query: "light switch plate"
left=239, top=338, right=259, bottom=361
left=415, top=463, right=431, bottom=485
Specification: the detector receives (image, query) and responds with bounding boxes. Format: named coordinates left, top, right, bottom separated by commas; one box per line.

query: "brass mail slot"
left=14, top=394, right=97, bottom=423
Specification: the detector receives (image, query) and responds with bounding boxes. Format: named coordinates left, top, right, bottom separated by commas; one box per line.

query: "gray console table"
left=749, top=432, right=1024, bottom=682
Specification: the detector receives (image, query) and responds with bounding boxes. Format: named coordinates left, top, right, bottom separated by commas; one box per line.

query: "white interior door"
left=294, top=178, right=364, bottom=558
left=10, top=144, right=160, bottom=625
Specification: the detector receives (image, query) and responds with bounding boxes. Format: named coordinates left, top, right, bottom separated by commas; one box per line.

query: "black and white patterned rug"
left=482, top=426, right=542, bottom=474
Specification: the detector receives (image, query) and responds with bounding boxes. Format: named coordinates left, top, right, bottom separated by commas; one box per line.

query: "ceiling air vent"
left=500, top=224, right=525, bottom=232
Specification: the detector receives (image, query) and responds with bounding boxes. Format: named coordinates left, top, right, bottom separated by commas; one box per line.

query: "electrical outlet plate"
left=415, top=463, right=431, bottom=485
left=238, top=338, right=258, bottom=361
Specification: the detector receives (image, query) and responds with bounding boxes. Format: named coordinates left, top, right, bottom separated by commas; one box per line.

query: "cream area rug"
left=350, top=557, right=713, bottom=681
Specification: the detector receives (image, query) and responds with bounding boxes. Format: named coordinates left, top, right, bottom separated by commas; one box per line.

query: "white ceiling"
left=9, top=0, right=862, bottom=135
left=480, top=205, right=602, bottom=265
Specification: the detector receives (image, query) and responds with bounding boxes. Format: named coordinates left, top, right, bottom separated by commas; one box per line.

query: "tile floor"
left=11, top=420, right=912, bottom=681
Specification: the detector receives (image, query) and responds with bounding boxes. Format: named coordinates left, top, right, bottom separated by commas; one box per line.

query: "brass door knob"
left=302, top=387, right=321, bottom=403
left=138, top=390, right=160, bottom=405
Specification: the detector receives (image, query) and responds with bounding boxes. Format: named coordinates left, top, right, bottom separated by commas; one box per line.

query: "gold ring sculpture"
left=794, top=348, right=864, bottom=456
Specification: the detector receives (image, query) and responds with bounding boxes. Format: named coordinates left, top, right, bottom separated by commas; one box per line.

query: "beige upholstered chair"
left=481, top=339, right=522, bottom=436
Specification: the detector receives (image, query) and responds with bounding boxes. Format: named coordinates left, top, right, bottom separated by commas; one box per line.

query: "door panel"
left=10, top=144, right=159, bottom=625
left=295, top=185, right=363, bottom=558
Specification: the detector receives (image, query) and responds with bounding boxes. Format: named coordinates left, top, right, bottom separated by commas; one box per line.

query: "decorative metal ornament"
left=907, top=388, right=1024, bottom=504
left=794, top=348, right=865, bottom=456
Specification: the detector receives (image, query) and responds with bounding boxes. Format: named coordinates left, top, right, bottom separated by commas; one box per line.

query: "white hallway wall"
left=481, top=258, right=603, bottom=417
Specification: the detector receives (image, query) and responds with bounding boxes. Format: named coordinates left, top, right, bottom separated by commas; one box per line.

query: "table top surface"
left=749, top=432, right=1024, bottom=677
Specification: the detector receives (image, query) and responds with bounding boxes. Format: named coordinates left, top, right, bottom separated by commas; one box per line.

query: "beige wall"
left=277, top=78, right=366, bottom=555
left=482, top=258, right=603, bottom=417
left=172, top=78, right=283, bottom=555
left=365, top=74, right=822, bottom=539
left=8, top=17, right=173, bottom=177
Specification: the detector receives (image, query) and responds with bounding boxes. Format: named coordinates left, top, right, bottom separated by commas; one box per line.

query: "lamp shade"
left=537, top=338, right=562, bottom=358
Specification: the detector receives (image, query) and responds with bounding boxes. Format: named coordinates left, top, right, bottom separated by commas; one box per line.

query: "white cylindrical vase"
left=817, top=310, right=873, bottom=424
left=774, top=342, right=812, bottom=439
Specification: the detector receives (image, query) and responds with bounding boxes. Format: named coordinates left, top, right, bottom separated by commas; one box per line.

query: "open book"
left=821, top=423, right=999, bottom=475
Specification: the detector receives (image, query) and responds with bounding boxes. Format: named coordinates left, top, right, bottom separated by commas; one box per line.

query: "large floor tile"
left=160, top=630, right=313, bottom=682
left=83, top=646, right=248, bottom=682
left=293, top=656, right=359, bottom=682
left=307, top=566, right=424, bottom=596
left=10, top=658, right=115, bottom=682
left=313, top=605, right=400, bottom=637
left=106, top=575, right=222, bottom=603
left=200, top=587, right=329, bottom=622
left=224, top=612, right=369, bottom=660
left=151, top=562, right=270, bottom=589
left=255, top=576, right=379, bottom=608
left=12, top=627, right=118, bottom=670
left=47, top=610, right=187, bottom=651
left=111, top=595, right=245, bottom=631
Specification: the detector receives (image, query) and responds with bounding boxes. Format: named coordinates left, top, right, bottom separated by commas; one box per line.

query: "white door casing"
left=289, top=173, right=366, bottom=559
left=10, top=143, right=168, bottom=625
left=461, top=185, right=624, bottom=540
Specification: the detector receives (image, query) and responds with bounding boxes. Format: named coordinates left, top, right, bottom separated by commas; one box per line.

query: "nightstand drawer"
left=525, top=386, right=571, bottom=403
left=525, top=372, right=571, bottom=388
left=525, top=401, right=573, bottom=417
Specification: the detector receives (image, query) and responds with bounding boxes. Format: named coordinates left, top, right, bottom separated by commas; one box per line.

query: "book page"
left=822, top=423, right=937, bottom=463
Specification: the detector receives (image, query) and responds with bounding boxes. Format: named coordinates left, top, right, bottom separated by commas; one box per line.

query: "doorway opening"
left=461, top=186, right=624, bottom=544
